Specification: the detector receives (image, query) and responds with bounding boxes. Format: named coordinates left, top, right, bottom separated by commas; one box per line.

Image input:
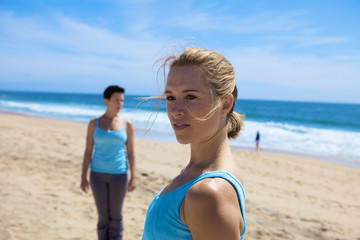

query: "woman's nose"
left=168, top=100, right=185, bottom=116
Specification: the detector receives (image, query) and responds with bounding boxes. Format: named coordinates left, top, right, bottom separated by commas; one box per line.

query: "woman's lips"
left=173, top=123, right=190, bottom=131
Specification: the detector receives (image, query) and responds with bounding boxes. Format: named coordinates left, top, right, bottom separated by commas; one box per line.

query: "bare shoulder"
left=187, top=177, right=238, bottom=203
left=126, top=118, right=133, bottom=126
left=125, top=119, right=134, bottom=131
left=183, top=178, right=243, bottom=239
left=88, top=117, right=97, bottom=130
left=85, top=118, right=97, bottom=146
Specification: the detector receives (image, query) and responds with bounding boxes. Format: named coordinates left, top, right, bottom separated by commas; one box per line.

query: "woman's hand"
left=80, top=178, right=90, bottom=193
left=128, top=177, right=136, bottom=192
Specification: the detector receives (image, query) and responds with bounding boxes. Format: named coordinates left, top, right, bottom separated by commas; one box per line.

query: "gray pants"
left=90, top=171, right=128, bottom=240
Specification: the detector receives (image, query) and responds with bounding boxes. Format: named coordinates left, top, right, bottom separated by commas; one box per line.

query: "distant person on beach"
left=255, top=131, right=261, bottom=151
left=142, top=48, right=246, bottom=240
left=80, top=85, right=136, bottom=240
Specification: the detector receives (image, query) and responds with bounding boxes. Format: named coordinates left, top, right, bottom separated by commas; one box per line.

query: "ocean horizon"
left=1, top=89, right=359, bottom=168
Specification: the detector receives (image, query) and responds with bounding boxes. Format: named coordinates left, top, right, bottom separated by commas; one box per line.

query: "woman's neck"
left=187, top=130, right=232, bottom=172
left=104, top=111, right=119, bottom=119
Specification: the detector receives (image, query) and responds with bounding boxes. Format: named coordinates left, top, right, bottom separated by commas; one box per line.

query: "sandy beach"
left=0, top=113, right=359, bottom=240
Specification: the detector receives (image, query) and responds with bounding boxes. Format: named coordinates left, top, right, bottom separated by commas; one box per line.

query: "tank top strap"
left=95, top=117, right=127, bottom=131
left=191, top=170, right=247, bottom=238
left=192, top=170, right=245, bottom=202
left=192, top=171, right=240, bottom=184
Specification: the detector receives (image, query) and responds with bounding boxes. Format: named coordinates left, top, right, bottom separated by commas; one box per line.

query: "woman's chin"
left=175, top=135, right=190, bottom=145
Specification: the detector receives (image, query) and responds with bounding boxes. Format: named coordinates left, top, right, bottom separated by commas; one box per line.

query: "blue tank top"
left=142, top=170, right=246, bottom=240
left=90, top=118, right=128, bottom=174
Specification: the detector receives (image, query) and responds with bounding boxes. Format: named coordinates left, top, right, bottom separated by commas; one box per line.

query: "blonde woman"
left=142, top=48, right=246, bottom=240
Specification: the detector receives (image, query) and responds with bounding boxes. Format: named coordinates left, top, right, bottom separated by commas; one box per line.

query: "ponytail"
left=227, top=111, right=244, bottom=139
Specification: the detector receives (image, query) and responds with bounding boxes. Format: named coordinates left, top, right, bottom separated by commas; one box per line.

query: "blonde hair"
left=162, top=47, right=244, bottom=139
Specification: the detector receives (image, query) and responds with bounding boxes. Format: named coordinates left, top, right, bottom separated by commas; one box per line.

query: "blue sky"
left=0, top=0, right=359, bottom=103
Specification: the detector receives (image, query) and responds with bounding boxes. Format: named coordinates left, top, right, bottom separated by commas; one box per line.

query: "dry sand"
left=0, top=113, right=359, bottom=240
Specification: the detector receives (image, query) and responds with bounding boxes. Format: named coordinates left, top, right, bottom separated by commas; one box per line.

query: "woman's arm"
left=80, top=118, right=96, bottom=193
left=126, top=119, right=137, bottom=192
left=182, top=178, right=244, bottom=240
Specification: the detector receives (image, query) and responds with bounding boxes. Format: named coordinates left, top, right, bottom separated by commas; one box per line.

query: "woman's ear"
left=221, top=94, right=234, bottom=116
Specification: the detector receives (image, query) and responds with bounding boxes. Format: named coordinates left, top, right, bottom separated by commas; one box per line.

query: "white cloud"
left=269, top=34, right=349, bottom=46
left=226, top=48, right=360, bottom=95
left=0, top=11, right=166, bottom=94
left=162, top=8, right=308, bottom=34
left=0, top=11, right=163, bottom=58
left=0, top=7, right=359, bottom=102
left=153, top=6, right=349, bottom=48
left=0, top=12, right=163, bottom=72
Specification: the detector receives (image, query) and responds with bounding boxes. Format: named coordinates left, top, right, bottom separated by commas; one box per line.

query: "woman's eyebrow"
left=183, top=89, right=200, bottom=93
left=164, top=89, right=200, bottom=94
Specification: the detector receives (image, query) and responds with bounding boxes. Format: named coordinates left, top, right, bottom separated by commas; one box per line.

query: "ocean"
left=1, top=90, right=359, bottom=167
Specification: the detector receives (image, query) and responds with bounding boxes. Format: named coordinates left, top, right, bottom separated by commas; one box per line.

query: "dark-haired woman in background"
left=80, top=85, right=136, bottom=240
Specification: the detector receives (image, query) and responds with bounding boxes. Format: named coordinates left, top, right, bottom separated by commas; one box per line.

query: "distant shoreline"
left=2, top=89, right=360, bottom=105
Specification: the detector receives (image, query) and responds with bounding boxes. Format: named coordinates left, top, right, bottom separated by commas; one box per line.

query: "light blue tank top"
left=90, top=118, right=128, bottom=174
left=142, top=170, right=246, bottom=240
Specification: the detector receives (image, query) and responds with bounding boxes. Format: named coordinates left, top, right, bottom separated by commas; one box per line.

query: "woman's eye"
left=186, top=95, right=197, bottom=100
left=166, top=96, right=175, bottom=101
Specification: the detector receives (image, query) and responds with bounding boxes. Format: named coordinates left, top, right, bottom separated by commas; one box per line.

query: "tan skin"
left=80, top=92, right=136, bottom=193
left=163, top=65, right=244, bottom=240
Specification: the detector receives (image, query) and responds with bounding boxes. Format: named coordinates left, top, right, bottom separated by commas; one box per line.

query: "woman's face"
left=165, top=65, right=222, bottom=145
left=105, top=92, right=124, bottom=113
